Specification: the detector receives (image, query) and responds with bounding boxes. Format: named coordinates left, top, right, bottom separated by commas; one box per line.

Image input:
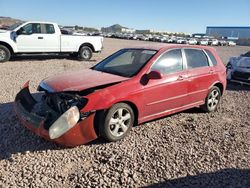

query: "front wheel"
left=0, top=45, right=11, bottom=63
left=78, top=46, right=92, bottom=61
left=201, top=86, right=221, bottom=112
left=100, top=103, right=134, bottom=142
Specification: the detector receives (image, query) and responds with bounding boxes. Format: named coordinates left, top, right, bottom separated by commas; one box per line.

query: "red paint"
left=42, top=69, right=129, bottom=92
left=14, top=102, right=97, bottom=147
left=15, top=45, right=226, bottom=146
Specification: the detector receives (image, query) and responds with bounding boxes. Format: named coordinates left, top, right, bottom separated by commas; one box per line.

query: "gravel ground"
left=0, top=38, right=250, bottom=187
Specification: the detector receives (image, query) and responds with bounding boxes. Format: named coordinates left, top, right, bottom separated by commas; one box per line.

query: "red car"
left=15, top=45, right=226, bottom=147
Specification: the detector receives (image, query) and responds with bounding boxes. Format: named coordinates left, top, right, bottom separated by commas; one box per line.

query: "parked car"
left=15, top=45, right=226, bottom=146
left=218, top=40, right=227, bottom=46
left=159, top=36, right=168, bottom=43
left=227, top=51, right=250, bottom=85
left=177, top=38, right=187, bottom=44
left=211, top=39, right=219, bottom=46
left=0, top=21, right=103, bottom=62
left=167, top=37, right=175, bottom=43
left=228, top=41, right=236, bottom=46
left=188, top=38, right=198, bottom=45
left=199, top=39, right=209, bottom=46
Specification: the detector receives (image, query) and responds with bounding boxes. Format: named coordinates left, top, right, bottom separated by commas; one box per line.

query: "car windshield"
left=242, top=51, right=250, bottom=57
left=93, top=49, right=157, bottom=77
left=8, top=22, right=24, bottom=31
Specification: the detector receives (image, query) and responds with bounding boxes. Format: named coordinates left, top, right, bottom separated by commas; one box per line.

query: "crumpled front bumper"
left=14, top=81, right=98, bottom=147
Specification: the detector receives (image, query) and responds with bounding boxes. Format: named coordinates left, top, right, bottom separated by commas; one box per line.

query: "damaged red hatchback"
left=15, top=45, right=226, bottom=146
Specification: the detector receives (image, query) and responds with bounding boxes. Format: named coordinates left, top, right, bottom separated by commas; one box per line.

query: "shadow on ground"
left=226, top=82, right=250, bottom=91
left=147, top=168, right=250, bottom=188
left=0, top=101, right=60, bottom=160
left=9, top=54, right=97, bottom=62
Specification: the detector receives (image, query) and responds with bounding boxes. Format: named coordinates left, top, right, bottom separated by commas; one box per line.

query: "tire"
left=100, top=103, right=134, bottom=142
left=201, top=86, right=221, bottom=112
left=0, top=45, right=11, bottom=63
left=78, top=46, right=92, bottom=61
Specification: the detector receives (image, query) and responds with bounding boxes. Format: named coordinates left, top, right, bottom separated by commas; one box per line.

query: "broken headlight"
left=49, top=106, right=80, bottom=139
left=44, top=93, right=88, bottom=114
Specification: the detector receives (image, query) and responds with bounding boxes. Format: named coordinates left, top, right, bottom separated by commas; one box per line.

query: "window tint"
left=205, top=49, right=217, bottom=66
left=151, top=49, right=183, bottom=74
left=242, top=51, right=250, bottom=57
left=185, top=49, right=209, bottom=69
left=45, top=24, right=55, bottom=34
left=94, top=49, right=156, bottom=77
left=22, top=23, right=41, bottom=34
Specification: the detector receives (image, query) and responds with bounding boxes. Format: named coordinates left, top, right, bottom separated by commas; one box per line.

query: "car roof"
left=25, top=21, right=57, bottom=25
left=131, top=44, right=215, bottom=52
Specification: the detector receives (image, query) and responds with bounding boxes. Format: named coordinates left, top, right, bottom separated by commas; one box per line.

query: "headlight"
left=49, top=106, right=80, bottom=139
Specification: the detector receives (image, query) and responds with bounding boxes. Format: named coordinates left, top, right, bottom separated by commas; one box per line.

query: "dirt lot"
left=0, top=38, right=250, bottom=187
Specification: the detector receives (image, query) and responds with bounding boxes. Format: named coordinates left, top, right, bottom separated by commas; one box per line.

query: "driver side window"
left=151, top=49, right=183, bottom=74
left=22, top=23, right=41, bottom=34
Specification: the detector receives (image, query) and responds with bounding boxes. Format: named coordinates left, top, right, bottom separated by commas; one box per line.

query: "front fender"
left=82, top=85, right=141, bottom=113
left=83, top=89, right=118, bottom=111
left=0, top=36, right=17, bottom=52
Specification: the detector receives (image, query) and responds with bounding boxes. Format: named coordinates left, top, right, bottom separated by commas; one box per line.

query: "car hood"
left=237, top=57, right=250, bottom=68
left=0, top=29, right=8, bottom=33
left=39, top=69, right=129, bottom=93
left=0, top=30, right=10, bottom=36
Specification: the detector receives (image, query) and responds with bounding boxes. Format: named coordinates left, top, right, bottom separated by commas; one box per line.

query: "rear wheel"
left=78, top=46, right=92, bottom=61
left=0, top=45, right=11, bottom=63
left=202, top=86, right=221, bottom=112
left=100, top=103, right=134, bottom=142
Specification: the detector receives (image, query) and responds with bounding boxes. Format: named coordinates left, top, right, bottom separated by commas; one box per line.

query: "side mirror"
left=140, top=70, right=162, bottom=85
left=16, top=29, right=22, bottom=35
left=16, top=27, right=26, bottom=35
left=147, top=70, right=162, bottom=79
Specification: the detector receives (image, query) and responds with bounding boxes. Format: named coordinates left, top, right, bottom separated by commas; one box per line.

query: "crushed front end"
left=14, top=82, right=97, bottom=147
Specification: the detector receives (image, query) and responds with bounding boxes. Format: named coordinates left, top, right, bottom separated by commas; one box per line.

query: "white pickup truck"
left=0, top=21, right=103, bottom=62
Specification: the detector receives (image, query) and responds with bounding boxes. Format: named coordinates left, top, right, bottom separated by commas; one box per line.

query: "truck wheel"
left=100, top=103, right=134, bottom=142
left=79, top=46, right=92, bottom=61
left=0, top=45, right=11, bottom=63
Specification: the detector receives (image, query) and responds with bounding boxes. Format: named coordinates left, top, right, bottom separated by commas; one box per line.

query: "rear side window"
left=151, top=49, right=183, bottom=74
left=205, top=49, right=218, bottom=66
left=45, top=24, right=55, bottom=34
left=185, top=49, right=209, bottom=69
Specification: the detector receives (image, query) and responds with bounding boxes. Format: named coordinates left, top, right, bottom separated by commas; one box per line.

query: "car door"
left=16, top=23, right=44, bottom=52
left=40, top=24, right=60, bottom=52
left=142, top=49, right=189, bottom=118
left=184, top=48, right=215, bottom=104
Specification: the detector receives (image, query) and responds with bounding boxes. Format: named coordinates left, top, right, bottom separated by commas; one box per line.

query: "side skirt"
left=138, top=101, right=204, bottom=124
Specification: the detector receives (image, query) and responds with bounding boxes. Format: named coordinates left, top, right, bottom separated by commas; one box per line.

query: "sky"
left=0, top=0, right=249, bottom=34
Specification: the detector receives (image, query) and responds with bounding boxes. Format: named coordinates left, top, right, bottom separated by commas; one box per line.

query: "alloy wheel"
left=0, top=49, right=6, bottom=61
left=108, top=108, right=131, bottom=137
left=82, top=49, right=90, bottom=59
left=207, top=89, right=220, bottom=111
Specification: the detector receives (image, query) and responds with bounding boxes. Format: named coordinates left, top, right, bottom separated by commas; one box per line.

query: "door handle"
left=38, top=36, right=43, bottom=39
left=177, top=75, right=186, bottom=80
left=209, top=70, right=215, bottom=74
